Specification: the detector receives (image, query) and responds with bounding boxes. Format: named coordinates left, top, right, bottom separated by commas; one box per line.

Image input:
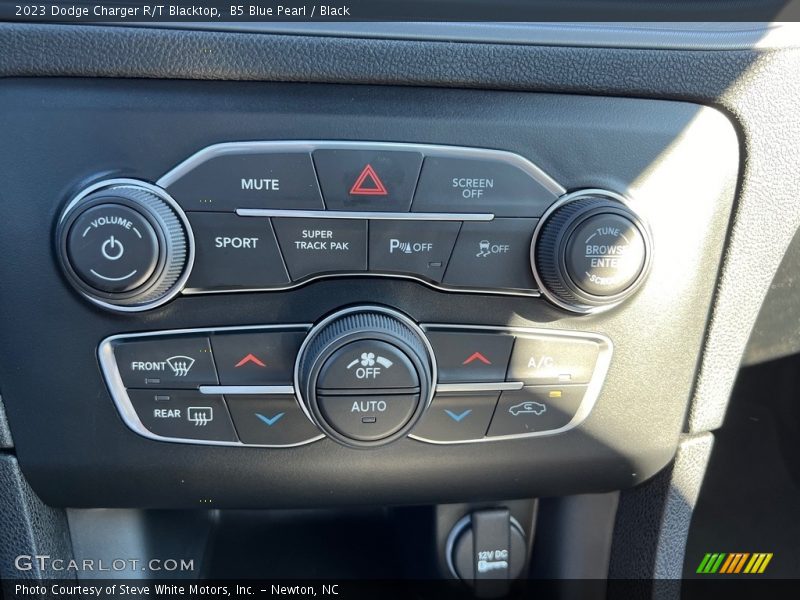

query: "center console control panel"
left=57, top=141, right=652, bottom=314
left=99, top=307, right=611, bottom=448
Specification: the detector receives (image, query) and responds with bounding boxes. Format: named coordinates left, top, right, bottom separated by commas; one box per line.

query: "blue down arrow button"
left=256, top=412, right=285, bottom=426
left=444, top=409, right=472, bottom=422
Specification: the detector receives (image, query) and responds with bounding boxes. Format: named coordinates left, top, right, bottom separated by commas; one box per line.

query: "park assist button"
left=313, top=149, right=423, bottom=212
left=186, top=213, right=289, bottom=290
left=317, top=340, right=419, bottom=391
left=317, top=393, right=419, bottom=442
left=226, top=396, right=321, bottom=445
left=426, top=331, right=513, bottom=383
left=487, top=385, right=587, bottom=437
left=412, top=393, right=498, bottom=442
left=369, top=220, right=461, bottom=282
left=164, top=152, right=324, bottom=212
left=412, top=156, right=557, bottom=217
left=128, top=390, right=237, bottom=442
left=272, top=217, right=367, bottom=280
left=211, top=331, right=305, bottom=385
left=66, top=204, right=160, bottom=293
left=114, top=336, right=218, bottom=389
left=443, top=218, right=538, bottom=291
left=507, top=335, right=600, bottom=385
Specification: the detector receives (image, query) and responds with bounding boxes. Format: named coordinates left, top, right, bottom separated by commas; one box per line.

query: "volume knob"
left=532, top=190, right=652, bottom=313
left=57, top=179, right=193, bottom=312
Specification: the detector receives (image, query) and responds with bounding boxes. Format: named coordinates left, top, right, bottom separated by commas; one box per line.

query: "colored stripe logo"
left=696, top=552, right=773, bottom=574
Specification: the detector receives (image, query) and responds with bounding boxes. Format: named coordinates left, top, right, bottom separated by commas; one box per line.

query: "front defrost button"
left=114, top=336, right=219, bottom=388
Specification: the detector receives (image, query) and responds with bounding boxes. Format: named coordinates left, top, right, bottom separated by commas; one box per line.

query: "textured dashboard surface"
left=1, top=23, right=799, bottom=434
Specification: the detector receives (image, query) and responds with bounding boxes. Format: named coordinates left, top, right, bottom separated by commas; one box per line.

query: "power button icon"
left=101, top=235, right=125, bottom=261
left=65, top=204, right=160, bottom=294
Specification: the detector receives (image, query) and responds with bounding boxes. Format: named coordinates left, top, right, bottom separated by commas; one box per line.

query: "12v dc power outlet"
left=449, top=508, right=527, bottom=598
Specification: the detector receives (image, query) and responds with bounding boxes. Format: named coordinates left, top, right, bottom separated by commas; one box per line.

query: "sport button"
left=412, top=156, right=558, bottom=216
left=313, top=149, right=423, bottom=212
left=186, top=213, right=290, bottom=290
left=164, top=152, right=324, bottom=212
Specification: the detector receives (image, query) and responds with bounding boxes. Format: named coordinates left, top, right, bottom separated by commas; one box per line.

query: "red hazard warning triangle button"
left=313, top=149, right=423, bottom=212
left=349, top=164, right=388, bottom=196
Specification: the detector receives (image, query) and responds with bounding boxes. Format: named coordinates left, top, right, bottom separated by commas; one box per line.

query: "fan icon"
left=360, top=352, right=376, bottom=367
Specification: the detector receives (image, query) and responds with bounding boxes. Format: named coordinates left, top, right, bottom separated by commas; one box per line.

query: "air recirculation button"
left=297, top=308, right=434, bottom=448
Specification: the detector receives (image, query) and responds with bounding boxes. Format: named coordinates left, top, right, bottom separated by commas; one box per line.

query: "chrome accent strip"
left=182, top=271, right=540, bottom=299
left=99, top=322, right=611, bottom=447
left=435, top=381, right=524, bottom=393
left=97, top=323, right=325, bottom=448
left=237, top=208, right=494, bottom=221
left=59, top=178, right=196, bottom=313
left=135, top=23, right=800, bottom=52
left=409, top=323, right=613, bottom=445
left=156, top=140, right=565, bottom=197
left=200, top=385, right=295, bottom=395
left=155, top=140, right=560, bottom=299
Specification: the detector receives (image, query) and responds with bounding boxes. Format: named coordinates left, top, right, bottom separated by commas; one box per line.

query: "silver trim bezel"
left=236, top=209, right=494, bottom=221
left=157, top=140, right=563, bottom=299
left=59, top=178, right=196, bottom=313
left=99, top=321, right=610, bottom=447
left=157, top=140, right=565, bottom=197
left=409, top=323, right=613, bottom=445
left=98, top=323, right=326, bottom=448
left=530, top=188, right=654, bottom=314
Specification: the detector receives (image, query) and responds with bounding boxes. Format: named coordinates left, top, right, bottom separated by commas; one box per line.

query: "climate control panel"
left=99, top=306, right=612, bottom=448
left=57, top=141, right=651, bottom=313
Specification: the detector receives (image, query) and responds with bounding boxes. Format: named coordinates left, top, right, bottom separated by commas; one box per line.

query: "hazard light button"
left=312, top=149, right=423, bottom=212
